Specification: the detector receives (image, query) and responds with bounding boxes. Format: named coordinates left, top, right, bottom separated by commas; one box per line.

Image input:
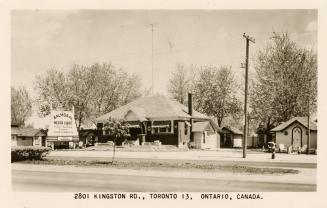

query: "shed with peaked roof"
left=192, top=121, right=220, bottom=150
left=270, top=117, right=317, bottom=150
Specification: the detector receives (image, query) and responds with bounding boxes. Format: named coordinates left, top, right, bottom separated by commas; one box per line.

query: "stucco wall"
left=275, top=122, right=317, bottom=149
left=33, top=136, right=42, bottom=147
left=233, top=134, right=243, bottom=148
left=11, top=135, right=17, bottom=147
left=194, top=131, right=219, bottom=150
left=194, top=132, right=203, bottom=149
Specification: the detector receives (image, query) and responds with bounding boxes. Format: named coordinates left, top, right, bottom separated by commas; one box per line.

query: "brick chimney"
left=188, top=93, right=193, bottom=116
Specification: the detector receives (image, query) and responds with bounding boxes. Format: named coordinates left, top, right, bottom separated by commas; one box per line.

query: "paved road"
left=12, top=169, right=316, bottom=192
left=47, top=156, right=317, bottom=169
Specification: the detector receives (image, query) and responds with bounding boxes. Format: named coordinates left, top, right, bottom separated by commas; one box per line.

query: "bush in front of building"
left=11, top=146, right=51, bottom=162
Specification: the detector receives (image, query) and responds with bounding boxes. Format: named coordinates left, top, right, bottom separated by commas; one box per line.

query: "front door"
left=41, top=137, right=46, bottom=147
left=292, top=127, right=302, bottom=149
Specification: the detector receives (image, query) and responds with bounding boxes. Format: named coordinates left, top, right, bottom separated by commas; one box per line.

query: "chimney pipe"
left=188, top=93, right=193, bottom=116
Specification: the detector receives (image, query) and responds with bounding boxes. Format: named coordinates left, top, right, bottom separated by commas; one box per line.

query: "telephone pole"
left=242, top=33, right=255, bottom=158
left=307, top=82, right=311, bottom=154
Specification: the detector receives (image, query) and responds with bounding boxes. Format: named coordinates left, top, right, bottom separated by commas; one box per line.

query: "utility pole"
left=150, top=24, right=154, bottom=95
left=242, top=33, right=255, bottom=158
left=307, top=82, right=311, bottom=154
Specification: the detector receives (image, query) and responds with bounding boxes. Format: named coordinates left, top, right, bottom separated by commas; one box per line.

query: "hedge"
left=11, top=146, right=51, bottom=162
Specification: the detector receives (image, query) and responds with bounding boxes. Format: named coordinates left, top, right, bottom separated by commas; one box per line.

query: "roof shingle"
left=11, top=127, right=45, bottom=137
left=271, top=117, right=317, bottom=132
left=94, top=96, right=208, bottom=123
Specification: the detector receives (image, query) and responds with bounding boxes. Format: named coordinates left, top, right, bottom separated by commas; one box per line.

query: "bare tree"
left=167, top=64, right=195, bottom=104
left=34, top=69, right=70, bottom=116
left=34, top=63, right=142, bottom=132
left=11, top=87, right=32, bottom=126
left=250, top=32, right=317, bottom=133
left=90, top=63, right=141, bottom=118
left=193, top=66, right=242, bottom=127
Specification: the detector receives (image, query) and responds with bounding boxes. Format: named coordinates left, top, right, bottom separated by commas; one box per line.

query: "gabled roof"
left=11, top=127, right=46, bottom=137
left=192, top=121, right=210, bottom=132
left=94, top=96, right=209, bottom=123
left=271, top=117, right=317, bottom=132
left=221, top=126, right=243, bottom=135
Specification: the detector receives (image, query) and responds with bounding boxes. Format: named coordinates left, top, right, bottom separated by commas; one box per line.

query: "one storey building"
left=11, top=125, right=46, bottom=147
left=270, top=117, right=317, bottom=150
left=219, top=126, right=243, bottom=148
left=94, top=94, right=220, bottom=150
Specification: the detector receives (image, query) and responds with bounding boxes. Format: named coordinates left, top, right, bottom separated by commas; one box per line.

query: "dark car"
left=267, top=141, right=276, bottom=152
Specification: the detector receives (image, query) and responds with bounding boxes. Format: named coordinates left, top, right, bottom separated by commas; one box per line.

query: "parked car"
left=267, top=141, right=276, bottom=152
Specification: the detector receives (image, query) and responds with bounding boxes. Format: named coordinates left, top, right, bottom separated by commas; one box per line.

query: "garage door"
left=17, top=137, right=33, bottom=146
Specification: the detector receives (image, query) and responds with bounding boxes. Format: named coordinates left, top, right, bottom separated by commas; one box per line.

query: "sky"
left=11, top=10, right=317, bottom=99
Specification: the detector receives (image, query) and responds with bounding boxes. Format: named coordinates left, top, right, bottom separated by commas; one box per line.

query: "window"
left=203, top=132, right=206, bottom=144
left=159, top=127, right=167, bottom=133
left=35, top=137, right=40, bottom=145
left=152, top=120, right=172, bottom=134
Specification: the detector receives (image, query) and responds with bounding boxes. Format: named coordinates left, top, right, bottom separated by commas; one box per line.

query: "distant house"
left=219, top=126, right=243, bottom=148
left=270, top=117, right=317, bottom=150
left=11, top=125, right=46, bottom=147
left=94, top=94, right=220, bottom=149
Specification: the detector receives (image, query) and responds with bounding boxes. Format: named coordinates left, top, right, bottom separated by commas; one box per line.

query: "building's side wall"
left=17, top=136, right=33, bottom=146
left=310, top=131, right=317, bottom=149
left=194, top=131, right=219, bottom=150
left=300, top=131, right=317, bottom=149
left=11, top=135, right=17, bottom=146
left=275, top=132, right=291, bottom=147
left=194, top=132, right=203, bottom=149
left=203, top=131, right=219, bottom=150
left=233, top=134, right=243, bottom=148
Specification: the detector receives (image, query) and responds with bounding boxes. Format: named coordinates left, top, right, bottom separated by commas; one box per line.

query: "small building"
left=94, top=94, right=220, bottom=149
left=192, top=120, right=219, bottom=150
left=219, top=126, right=243, bottom=148
left=11, top=126, right=46, bottom=147
left=270, top=117, right=317, bottom=150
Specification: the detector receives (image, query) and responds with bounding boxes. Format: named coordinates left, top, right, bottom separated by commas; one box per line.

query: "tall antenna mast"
left=150, top=24, right=154, bottom=95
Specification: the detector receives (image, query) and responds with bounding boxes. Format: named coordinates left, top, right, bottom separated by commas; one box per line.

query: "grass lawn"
left=16, top=158, right=299, bottom=175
